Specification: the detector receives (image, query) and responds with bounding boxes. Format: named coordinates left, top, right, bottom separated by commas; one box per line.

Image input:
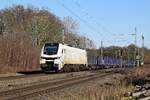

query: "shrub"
left=0, top=33, right=39, bottom=73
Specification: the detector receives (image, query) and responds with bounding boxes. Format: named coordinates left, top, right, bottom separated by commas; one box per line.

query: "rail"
left=0, top=72, right=113, bottom=100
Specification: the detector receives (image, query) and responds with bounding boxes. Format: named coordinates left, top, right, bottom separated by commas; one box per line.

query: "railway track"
left=0, top=72, right=113, bottom=100
left=0, top=70, right=99, bottom=93
left=0, top=67, right=128, bottom=82
left=0, top=70, right=101, bottom=81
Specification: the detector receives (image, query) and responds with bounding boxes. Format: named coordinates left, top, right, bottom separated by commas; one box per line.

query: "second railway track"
left=0, top=71, right=114, bottom=100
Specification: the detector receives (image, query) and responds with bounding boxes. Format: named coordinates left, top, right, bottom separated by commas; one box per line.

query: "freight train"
left=40, top=42, right=134, bottom=72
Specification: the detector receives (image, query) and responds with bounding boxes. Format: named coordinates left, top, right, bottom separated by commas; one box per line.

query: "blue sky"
left=0, top=0, right=149, bottom=48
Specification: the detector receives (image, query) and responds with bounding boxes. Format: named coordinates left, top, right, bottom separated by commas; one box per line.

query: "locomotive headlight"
left=54, top=59, right=60, bottom=68
left=41, top=56, right=45, bottom=59
left=40, top=57, right=46, bottom=64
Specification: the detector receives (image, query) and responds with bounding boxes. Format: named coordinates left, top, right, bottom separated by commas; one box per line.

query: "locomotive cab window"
left=44, top=43, right=59, bottom=55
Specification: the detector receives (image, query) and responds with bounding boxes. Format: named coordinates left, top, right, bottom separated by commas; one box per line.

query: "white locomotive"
left=40, top=43, right=88, bottom=72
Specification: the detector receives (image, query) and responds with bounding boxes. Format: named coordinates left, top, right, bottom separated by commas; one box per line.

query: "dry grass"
left=0, top=33, right=39, bottom=73
left=124, top=65, right=150, bottom=85
left=49, top=81, right=133, bottom=100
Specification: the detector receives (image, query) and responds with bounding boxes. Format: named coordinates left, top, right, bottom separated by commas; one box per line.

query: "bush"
left=0, top=33, right=39, bottom=73
left=124, top=65, right=150, bottom=85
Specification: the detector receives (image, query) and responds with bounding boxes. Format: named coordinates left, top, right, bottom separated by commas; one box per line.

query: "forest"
left=0, top=5, right=94, bottom=73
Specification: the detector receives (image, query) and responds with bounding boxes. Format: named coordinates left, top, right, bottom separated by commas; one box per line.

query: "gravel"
left=0, top=71, right=94, bottom=92
left=30, top=73, right=123, bottom=100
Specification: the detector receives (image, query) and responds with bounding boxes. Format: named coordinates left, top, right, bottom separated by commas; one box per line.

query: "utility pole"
left=115, top=50, right=118, bottom=66
left=141, top=34, right=144, bottom=65
left=134, top=28, right=137, bottom=67
left=118, top=49, right=123, bottom=68
left=120, top=49, right=123, bottom=68
left=0, top=18, right=5, bottom=36
left=115, top=51, right=118, bottom=59
left=134, top=27, right=137, bottom=66
left=127, top=48, right=130, bottom=67
left=62, top=29, right=65, bottom=44
left=134, top=28, right=141, bottom=67
left=100, top=41, right=104, bottom=65
left=83, top=33, right=86, bottom=49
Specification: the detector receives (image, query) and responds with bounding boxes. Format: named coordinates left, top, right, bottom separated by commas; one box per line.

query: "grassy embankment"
left=51, top=66, right=150, bottom=100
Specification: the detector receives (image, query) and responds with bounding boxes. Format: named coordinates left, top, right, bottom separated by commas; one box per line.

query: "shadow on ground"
left=17, top=70, right=46, bottom=75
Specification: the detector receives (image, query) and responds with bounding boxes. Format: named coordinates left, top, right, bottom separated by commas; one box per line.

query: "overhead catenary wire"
left=55, top=0, right=103, bottom=42
left=72, top=0, right=139, bottom=48
left=72, top=0, right=113, bottom=35
left=55, top=0, right=133, bottom=47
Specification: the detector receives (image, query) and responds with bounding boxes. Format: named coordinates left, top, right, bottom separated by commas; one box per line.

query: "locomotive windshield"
left=44, top=43, right=59, bottom=55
